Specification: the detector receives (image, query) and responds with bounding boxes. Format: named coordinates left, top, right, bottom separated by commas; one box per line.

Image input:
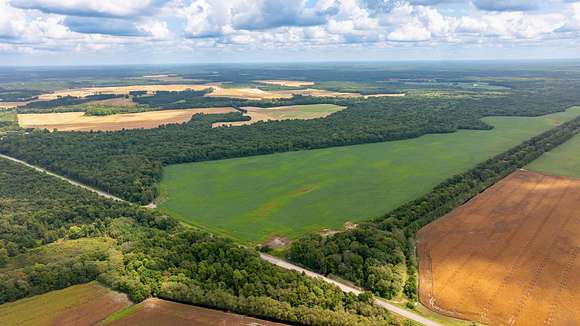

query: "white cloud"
left=10, top=0, right=168, bottom=18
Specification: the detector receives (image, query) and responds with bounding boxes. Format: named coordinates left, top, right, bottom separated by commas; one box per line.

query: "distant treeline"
left=1, top=82, right=579, bottom=204
left=0, top=158, right=408, bottom=326
left=288, top=114, right=580, bottom=301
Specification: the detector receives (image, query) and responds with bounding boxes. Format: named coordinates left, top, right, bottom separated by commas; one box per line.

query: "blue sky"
left=0, top=0, right=579, bottom=65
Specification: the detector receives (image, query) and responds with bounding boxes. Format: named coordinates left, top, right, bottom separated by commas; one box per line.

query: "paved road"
left=260, top=253, right=441, bottom=326
left=0, top=153, right=126, bottom=203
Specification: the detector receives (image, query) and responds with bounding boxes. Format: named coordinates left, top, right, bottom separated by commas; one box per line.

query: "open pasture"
left=527, top=133, right=580, bottom=178
left=212, top=104, right=345, bottom=127
left=38, top=84, right=211, bottom=100
left=104, top=298, right=285, bottom=326
left=18, top=107, right=236, bottom=131
left=0, top=282, right=131, bottom=326
left=417, top=170, right=580, bottom=325
left=159, top=107, right=580, bottom=243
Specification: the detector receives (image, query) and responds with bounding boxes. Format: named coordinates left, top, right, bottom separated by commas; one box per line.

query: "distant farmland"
left=417, top=170, right=580, bottom=325
left=158, top=107, right=580, bottom=243
left=18, top=107, right=237, bottom=132
left=212, top=104, right=345, bottom=127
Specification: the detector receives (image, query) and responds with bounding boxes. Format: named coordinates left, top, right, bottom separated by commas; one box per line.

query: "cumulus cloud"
left=472, top=0, right=541, bottom=12
left=9, top=0, right=169, bottom=18
left=0, top=0, right=577, bottom=62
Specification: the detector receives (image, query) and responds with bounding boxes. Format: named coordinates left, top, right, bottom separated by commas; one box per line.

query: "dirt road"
left=259, top=253, right=441, bottom=326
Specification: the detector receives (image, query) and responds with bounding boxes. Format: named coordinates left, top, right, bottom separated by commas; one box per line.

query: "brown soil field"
left=212, top=104, right=344, bottom=128
left=38, top=84, right=211, bottom=100
left=255, top=80, right=316, bottom=87
left=0, top=282, right=131, bottom=326
left=417, top=170, right=580, bottom=325
left=107, top=298, right=286, bottom=326
left=19, top=107, right=236, bottom=132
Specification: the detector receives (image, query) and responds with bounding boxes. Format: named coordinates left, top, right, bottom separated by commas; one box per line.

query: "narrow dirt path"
left=259, top=253, right=441, bottom=326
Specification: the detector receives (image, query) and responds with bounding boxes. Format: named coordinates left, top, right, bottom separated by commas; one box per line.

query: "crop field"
left=158, top=107, right=580, bottom=243
left=103, top=298, right=285, bottom=326
left=0, top=282, right=131, bottom=326
left=527, top=133, right=580, bottom=178
left=18, top=107, right=236, bottom=131
left=38, top=84, right=211, bottom=100
left=255, top=80, right=315, bottom=87
left=417, top=170, right=580, bottom=325
left=212, top=104, right=345, bottom=127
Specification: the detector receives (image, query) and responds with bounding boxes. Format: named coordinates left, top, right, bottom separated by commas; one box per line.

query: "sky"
left=0, top=0, right=580, bottom=65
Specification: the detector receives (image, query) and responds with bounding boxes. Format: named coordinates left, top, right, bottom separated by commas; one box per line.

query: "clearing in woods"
left=158, top=107, right=580, bottom=243
left=18, top=107, right=237, bottom=131
left=0, top=282, right=131, bottom=326
left=417, top=170, right=580, bottom=325
left=526, top=133, right=580, bottom=178
left=212, top=104, right=346, bottom=127
left=102, top=298, right=286, bottom=326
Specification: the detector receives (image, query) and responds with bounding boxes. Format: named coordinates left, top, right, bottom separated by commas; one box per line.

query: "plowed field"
left=418, top=170, right=580, bottom=325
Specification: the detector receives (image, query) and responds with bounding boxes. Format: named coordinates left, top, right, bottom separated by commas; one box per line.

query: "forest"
left=1, top=80, right=579, bottom=203
left=288, top=114, right=580, bottom=302
left=0, top=157, right=409, bottom=326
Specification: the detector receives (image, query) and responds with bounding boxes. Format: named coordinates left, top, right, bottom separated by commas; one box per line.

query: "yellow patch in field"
left=255, top=80, right=316, bottom=87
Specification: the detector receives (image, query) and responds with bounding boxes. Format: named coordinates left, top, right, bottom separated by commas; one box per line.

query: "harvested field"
left=89, top=96, right=137, bottom=107
left=212, top=104, right=345, bottom=127
left=38, top=84, right=211, bottom=100
left=0, top=282, right=131, bottom=326
left=417, top=170, right=580, bottom=325
left=18, top=107, right=236, bottom=131
left=0, top=102, right=23, bottom=109
left=255, top=80, right=315, bottom=87
left=206, top=85, right=293, bottom=100
left=105, top=298, right=285, bottom=326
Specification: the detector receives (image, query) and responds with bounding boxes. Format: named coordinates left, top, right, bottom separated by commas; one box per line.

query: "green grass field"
left=526, top=133, right=580, bottom=178
left=159, top=107, right=580, bottom=243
